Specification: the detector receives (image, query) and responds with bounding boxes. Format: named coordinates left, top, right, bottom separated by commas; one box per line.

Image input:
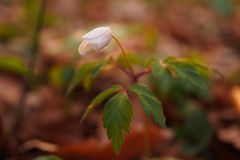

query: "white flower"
left=78, top=27, right=112, bottom=55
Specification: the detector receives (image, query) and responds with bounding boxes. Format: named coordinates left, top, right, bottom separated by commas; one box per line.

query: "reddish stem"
left=135, top=68, right=152, bottom=80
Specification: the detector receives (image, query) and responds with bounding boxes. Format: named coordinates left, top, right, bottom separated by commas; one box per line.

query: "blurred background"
left=0, top=0, right=240, bottom=159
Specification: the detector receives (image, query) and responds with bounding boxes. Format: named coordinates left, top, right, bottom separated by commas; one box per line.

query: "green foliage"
left=34, top=155, right=62, bottom=160
left=80, top=85, right=123, bottom=123
left=70, top=28, right=211, bottom=156
left=48, top=66, right=74, bottom=88
left=0, top=56, right=27, bottom=76
left=175, top=103, right=212, bottom=155
left=129, top=84, right=166, bottom=127
left=73, top=56, right=210, bottom=156
left=69, top=55, right=211, bottom=156
left=149, top=57, right=210, bottom=98
left=67, top=60, right=107, bottom=94
left=164, top=57, right=209, bottom=93
left=103, top=92, right=133, bottom=155
left=150, top=61, right=172, bottom=93
left=148, top=57, right=212, bottom=155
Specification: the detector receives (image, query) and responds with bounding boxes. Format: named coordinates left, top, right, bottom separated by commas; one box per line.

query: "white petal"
left=82, top=27, right=112, bottom=40
left=88, top=33, right=112, bottom=51
left=78, top=40, right=92, bottom=55
left=79, top=27, right=112, bottom=54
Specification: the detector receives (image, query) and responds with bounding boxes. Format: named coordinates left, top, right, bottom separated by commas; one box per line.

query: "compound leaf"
left=165, top=58, right=208, bottom=93
left=103, top=92, right=133, bottom=155
left=129, top=84, right=166, bottom=127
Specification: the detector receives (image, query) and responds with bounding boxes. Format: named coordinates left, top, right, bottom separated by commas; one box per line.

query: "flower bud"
left=78, top=27, right=112, bottom=55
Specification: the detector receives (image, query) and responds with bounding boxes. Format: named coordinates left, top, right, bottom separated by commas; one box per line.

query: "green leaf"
left=150, top=61, right=172, bottom=92
left=48, top=66, right=73, bottom=88
left=129, top=84, right=166, bottom=127
left=103, top=92, right=133, bottom=155
left=34, top=155, right=62, bottom=160
left=165, top=58, right=208, bottom=93
left=67, top=61, right=106, bottom=94
left=175, top=103, right=212, bottom=155
left=82, top=73, right=93, bottom=92
left=80, top=85, right=123, bottom=123
left=0, top=56, right=27, bottom=76
left=92, top=61, right=106, bottom=77
left=68, top=63, right=93, bottom=93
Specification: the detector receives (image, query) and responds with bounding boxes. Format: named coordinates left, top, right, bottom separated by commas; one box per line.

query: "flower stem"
left=135, top=68, right=151, bottom=80
left=112, top=35, right=137, bottom=83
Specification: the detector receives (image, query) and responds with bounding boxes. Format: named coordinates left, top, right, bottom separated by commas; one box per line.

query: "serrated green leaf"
left=34, top=155, right=62, bottom=160
left=129, top=84, right=166, bottom=127
left=165, top=58, right=208, bottom=93
left=188, top=61, right=222, bottom=80
left=80, top=85, right=123, bottom=123
left=67, top=61, right=106, bottom=94
left=103, top=92, right=133, bottom=155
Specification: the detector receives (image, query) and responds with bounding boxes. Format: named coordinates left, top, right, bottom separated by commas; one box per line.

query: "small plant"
left=68, top=27, right=210, bottom=155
